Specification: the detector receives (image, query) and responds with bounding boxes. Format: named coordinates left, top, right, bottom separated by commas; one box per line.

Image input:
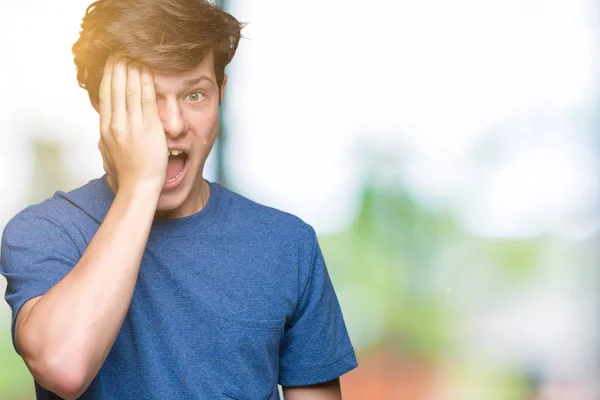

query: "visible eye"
left=185, top=91, right=205, bottom=102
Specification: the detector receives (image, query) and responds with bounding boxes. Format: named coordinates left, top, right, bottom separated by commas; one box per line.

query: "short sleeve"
left=278, top=226, right=358, bottom=386
left=0, top=210, right=79, bottom=352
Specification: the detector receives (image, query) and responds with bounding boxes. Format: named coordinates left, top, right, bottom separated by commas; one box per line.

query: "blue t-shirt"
left=0, top=175, right=357, bottom=399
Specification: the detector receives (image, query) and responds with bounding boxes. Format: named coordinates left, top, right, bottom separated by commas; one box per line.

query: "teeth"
left=169, top=150, right=181, bottom=156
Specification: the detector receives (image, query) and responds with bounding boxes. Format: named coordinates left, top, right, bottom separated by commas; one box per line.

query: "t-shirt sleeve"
left=0, top=210, right=79, bottom=352
left=278, top=225, right=358, bottom=386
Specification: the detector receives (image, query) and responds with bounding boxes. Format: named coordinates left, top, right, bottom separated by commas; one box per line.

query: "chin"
left=156, top=196, right=184, bottom=212
left=155, top=182, right=192, bottom=218
left=155, top=197, right=185, bottom=218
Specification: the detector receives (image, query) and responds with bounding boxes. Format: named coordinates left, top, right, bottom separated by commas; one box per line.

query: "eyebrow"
left=154, top=76, right=214, bottom=95
left=183, top=76, right=214, bottom=86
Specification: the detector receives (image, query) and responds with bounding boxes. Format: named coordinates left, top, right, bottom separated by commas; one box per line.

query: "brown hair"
left=72, top=0, right=244, bottom=106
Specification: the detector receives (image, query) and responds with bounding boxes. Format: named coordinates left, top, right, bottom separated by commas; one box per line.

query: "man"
left=0, top=0, right=357, bottom=399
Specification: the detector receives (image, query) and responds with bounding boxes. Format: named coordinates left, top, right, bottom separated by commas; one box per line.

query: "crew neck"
left=88, top=174, right=223, bottom=236
left=148, top=179, right=223, bottom=237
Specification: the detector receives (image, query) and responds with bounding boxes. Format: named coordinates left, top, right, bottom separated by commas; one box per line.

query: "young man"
left=0, top=0, right=357, bottom=399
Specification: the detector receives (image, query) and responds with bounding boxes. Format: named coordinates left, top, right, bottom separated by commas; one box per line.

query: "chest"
left=137, top=235, right=297, bottom=320
left=87, top=238, right=297, bottom=399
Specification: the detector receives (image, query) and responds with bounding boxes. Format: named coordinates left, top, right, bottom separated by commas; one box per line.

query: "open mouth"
left=165, top=149, right=189, bottom=189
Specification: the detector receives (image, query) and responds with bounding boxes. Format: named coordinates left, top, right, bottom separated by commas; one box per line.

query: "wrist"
left=117, top=180, right=163, bottom=202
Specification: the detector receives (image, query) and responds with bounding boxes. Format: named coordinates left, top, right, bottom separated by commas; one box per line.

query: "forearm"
left=283, top=379, right=342, bottom=400
left=17, top=184, right=160, bottom=396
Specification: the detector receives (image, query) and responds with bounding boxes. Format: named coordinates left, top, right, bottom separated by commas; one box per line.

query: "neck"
left=105, top=174, right=209, bottom=220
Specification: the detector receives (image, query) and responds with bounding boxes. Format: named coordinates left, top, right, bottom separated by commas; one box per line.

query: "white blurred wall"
left=0, top=0, right=597, bottom=236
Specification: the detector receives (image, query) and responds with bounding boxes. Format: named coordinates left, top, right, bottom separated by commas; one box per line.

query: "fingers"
left=126, top=63, right=143, bottom=123
left=111, top=58, right=127, bottom=137
left=140, top=67, right=159, bottom=122
left=100, top=55, right=158, bottom=136
left=98, top=55, right=115, bottom=139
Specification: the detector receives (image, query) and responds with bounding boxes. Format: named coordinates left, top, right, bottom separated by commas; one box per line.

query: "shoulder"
left=0, top=198, right=77, bottom=275
left=2, top=197, right=71, bottom=246
left=2, top=178, right=101, bottom=245
left=217, top=184, right=317, bottom=246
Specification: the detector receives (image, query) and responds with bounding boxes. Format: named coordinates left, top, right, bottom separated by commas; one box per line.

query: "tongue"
left=167, top=155, right=186, bottom=181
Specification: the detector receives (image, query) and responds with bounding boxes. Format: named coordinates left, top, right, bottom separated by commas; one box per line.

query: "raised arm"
left=14, top=57, right=168, bottom=400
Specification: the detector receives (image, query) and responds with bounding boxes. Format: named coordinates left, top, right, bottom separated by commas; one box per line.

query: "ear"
left=219, top=74, right=228, bottom=105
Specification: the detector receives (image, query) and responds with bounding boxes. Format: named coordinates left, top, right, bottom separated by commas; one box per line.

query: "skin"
left=14, top=53, right=342, bottom=399
left=283, top=379, right=342, bottom=399
left=14, top=56, right=172, bottom=399
left=100, top=53, right=223, bottom=218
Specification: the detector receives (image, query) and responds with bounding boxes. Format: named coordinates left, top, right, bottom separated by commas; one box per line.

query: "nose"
left=158, top=98, right=186, bottom=138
